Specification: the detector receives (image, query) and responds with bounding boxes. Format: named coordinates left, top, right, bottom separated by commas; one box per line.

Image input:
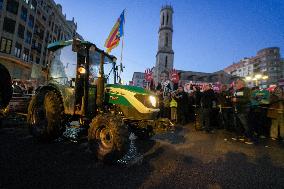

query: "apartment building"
left=224, top=47, right=282, bottom=87
left=0, top=0, right=81, bottom=81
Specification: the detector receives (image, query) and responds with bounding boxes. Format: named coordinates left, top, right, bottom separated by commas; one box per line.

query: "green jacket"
left=251, top=89, right=270, bottom=106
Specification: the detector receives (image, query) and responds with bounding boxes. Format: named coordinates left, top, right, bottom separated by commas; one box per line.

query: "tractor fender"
left=35, top=84, right=61, bottom=96
left=35, top=84, right=74, bottom=115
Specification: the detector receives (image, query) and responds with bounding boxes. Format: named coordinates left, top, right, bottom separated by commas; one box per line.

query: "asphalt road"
left=0, top=118, right=284, bottom=189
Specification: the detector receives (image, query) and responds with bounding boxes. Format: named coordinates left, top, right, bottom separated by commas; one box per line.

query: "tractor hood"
left=106, top=84, right=159, bottom=120
left=106, top=84, right=152, bottom=95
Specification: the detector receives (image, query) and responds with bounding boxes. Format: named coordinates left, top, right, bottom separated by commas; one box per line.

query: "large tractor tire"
left=27, top=90, right=65, bottom=141
left=88, top=115, right=129, bottom=163
left=0, top=64, right=12, bottom=109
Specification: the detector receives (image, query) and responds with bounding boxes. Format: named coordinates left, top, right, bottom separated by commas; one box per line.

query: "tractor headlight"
left=149, top=96, right=157, bottom=107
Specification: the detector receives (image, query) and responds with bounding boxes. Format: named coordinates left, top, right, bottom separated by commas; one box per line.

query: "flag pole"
left=118, top=9, right=126, bottom=84
left=119, top=35, right=124, bottom=84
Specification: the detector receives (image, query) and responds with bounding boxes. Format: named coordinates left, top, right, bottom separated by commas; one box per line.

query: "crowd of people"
left=156, top=79, right=284, bottom=145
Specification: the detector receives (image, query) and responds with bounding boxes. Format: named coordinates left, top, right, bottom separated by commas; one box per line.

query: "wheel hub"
left=99, top=127, right=113, bottom=148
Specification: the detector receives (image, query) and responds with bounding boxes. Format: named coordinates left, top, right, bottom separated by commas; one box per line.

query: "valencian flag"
left=104, top=10, right=125, bottom=53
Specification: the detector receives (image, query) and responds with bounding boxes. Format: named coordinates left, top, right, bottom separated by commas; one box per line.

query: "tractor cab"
left=47, top=39, right=117, bottom=117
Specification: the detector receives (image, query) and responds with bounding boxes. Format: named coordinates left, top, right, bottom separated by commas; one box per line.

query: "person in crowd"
left=211, top=87, right=220, bottom=129
left=232, top=79, right=253, bottom=144
left=163, top=92, right=171, bottom=119
left=192, top=85, right=202, bottom=130
left=267, top=86, right=284, bottom=141
left=188, top=85, right=195, bottom=122
left=174, top=86, right=189, bottom=125
left=170, top=92, right=178, bottom=123
left=193, top=85, right=202, bottom=107
left=217, top=84, right=234, bottom=131
left=249, top=86, right=270, bottom=138
left=200, top=84, right=217, bottom=133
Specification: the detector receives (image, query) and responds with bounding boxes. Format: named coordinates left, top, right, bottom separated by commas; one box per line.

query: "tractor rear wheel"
left=27, top=91, right=65, bottom=141
left=88, top=115, right=129, bottom=163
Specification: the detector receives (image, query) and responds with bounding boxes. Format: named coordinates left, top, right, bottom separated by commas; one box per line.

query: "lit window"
left=0, top=37, right=12, bottom=54
left=22, top=48, right=29, bottom=62
left=14, top=43, right=22, bottom=58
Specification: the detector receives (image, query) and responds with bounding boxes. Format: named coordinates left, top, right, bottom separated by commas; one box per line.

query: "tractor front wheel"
left=27, top=91, right=65, bottom=141
left=88, top=115, right=129, bottom=163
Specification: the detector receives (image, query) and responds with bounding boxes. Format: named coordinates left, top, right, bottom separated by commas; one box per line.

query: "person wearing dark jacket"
left=232, top=79, right=253, bottom=144
left=192, top=86, right=202, bottom=130
left=217, top=84, right=234, bottom=131
left=200, top=84, right=216, bottom=132
left=175, top=86, right=189, bottom=125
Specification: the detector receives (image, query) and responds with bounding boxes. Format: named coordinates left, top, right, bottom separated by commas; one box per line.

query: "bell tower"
left=154, top=5, right=174, bottom=86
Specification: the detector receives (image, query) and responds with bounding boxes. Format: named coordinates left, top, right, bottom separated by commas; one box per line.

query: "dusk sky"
left=55, top=0, right=284, bottom=83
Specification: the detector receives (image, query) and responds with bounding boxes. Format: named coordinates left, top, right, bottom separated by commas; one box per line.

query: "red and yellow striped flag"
left=104, top=10, right=125, bottom=53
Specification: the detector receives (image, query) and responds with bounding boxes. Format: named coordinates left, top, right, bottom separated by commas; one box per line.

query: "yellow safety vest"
left=170, top=99, right=177, bottom=108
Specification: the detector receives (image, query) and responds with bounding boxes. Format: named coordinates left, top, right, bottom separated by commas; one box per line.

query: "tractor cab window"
left=49, top=45, right=77, bottom=86
left=89, top=46, right=115, bottom=84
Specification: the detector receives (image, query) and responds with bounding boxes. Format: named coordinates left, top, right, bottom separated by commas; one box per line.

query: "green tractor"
left=0, top=63, right=13, bottom=126
left=27, top=39, right=171, bottom=163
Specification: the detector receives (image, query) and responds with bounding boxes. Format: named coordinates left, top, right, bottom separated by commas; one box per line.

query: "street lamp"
left=255, top=74, right=262, bottom=79
left=245, top=74, right=268, bottom=87
left=245, top=76, right=252, bottom=81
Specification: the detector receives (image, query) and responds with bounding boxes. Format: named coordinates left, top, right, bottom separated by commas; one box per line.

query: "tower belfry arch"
left=154, top=5, right=174, bottom=87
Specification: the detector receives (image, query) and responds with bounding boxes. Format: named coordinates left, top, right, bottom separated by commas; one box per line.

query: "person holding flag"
left=104, top=10, right=125, bottom=53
